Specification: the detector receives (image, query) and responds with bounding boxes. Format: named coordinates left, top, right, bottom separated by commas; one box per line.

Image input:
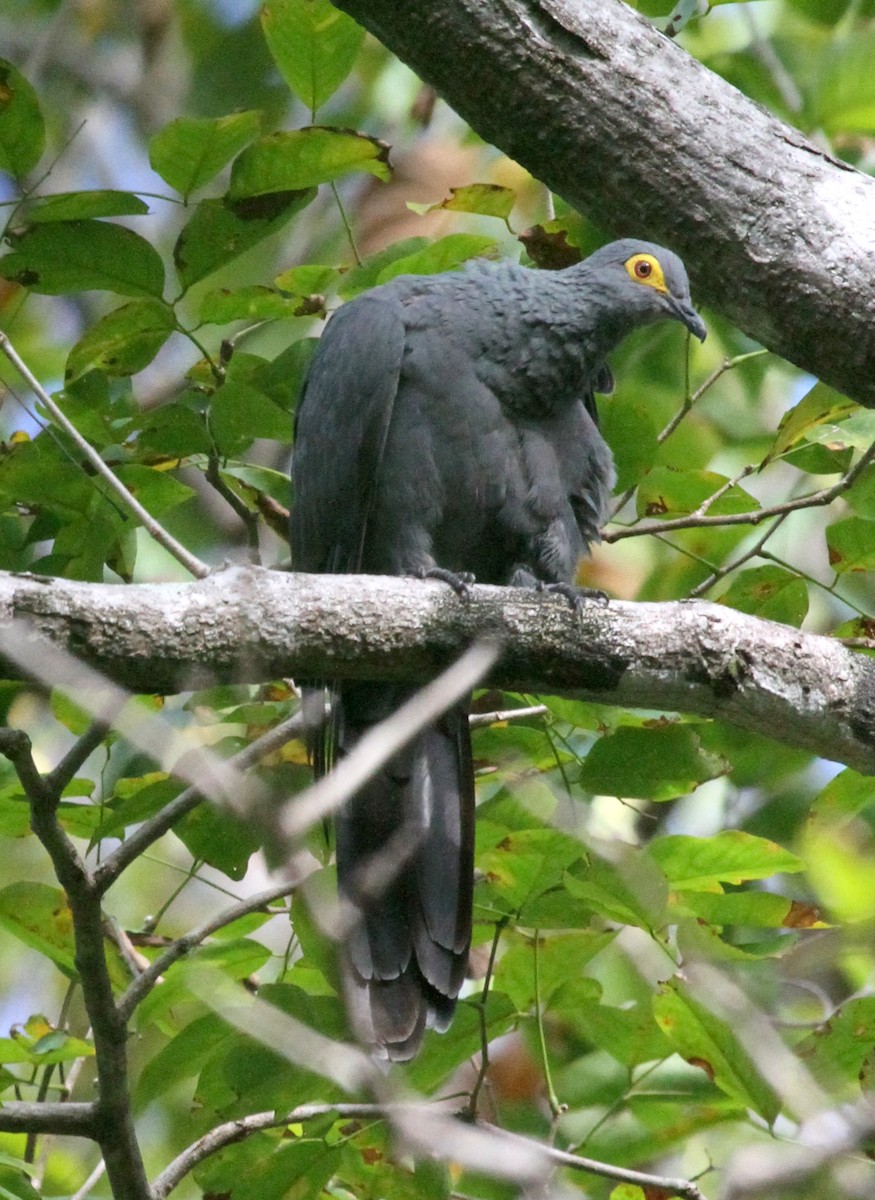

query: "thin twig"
left=532, top=931, right=564, bottom=1119
left=688, top=510, right=791, bottom=598
left=479, top=1122, right=708, bottom=1200
left=465, top=916, right=508, bottom=1119
left=0, top=331, right=210, bottom=579
left=609, top=349, right=769, bottom=519
left=152, top=1104, right=399, bottom=1199
left=117, top=881, right=297, bottom=1021
left=468, top=703, right=548, bottom=728
left=205, top=453, right=262, bottom=563
left=70, top=1160, right=107, bottom=1200
left=92, top=709, right=308, bottom=894
left=606, top=440, right=875, bottom=542
left=46, top=721, right=110, bottom=794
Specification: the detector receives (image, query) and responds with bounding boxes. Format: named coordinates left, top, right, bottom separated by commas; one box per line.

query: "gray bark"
left=1, top=565, right=873, bottom=773
left=332, top=0, right=875, bottom=404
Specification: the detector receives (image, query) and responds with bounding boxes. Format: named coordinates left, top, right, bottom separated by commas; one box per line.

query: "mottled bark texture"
left=332, top=0, right=875, bottom=404
left=1, top=565, right=873, bottom=773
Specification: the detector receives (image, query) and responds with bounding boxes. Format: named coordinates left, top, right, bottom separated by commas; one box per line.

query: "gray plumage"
left=290, top=238, right=704, bottom=1059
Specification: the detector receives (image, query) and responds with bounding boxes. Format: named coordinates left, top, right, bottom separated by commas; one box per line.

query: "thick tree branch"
left=332, top=0, right=875, bottom=404
left=0, top=565, right=873, bottom=772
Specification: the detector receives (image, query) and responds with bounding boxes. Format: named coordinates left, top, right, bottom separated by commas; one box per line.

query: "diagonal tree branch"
left=331, top=0, right=875, bottom=405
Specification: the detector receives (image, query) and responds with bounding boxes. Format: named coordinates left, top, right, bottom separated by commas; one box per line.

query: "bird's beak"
left=671, top=298, right=707, bottom=342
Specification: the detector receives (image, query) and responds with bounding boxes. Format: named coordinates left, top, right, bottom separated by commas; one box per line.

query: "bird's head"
left=584, top=239, right=707, bottom=343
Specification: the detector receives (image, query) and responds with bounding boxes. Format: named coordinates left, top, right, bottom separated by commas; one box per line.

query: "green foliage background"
left=0, top=1, right=875, bottom=1198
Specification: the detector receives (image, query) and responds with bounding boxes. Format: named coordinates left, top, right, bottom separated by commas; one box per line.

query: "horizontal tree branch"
left=0, top=565, right=873, bottom=772
left=333, top=0, right=875, bottom=405
left=0, top=1101, right=97, bottom=1138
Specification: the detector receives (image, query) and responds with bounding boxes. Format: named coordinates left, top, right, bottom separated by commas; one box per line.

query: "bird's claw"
left=416, top=566, right=476, bottom=600
left=537, top=581, right=609, bottom=613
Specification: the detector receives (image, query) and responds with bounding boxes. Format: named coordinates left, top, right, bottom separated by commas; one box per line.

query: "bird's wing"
left=291, top=293, right=406, bottom=574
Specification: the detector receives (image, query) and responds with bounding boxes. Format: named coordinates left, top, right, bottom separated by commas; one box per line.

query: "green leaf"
left=136, top=1012, right=234, bottom=1107
left=96, top=773, right=182, bottom=842
left=66, top=298, right=176, bottom=379
left=202, top=1137, right=341, bottom=1200
left=812, top=30, right=875, bottom=133
left=137, top=404, right=212, bottom=458
left=230, top=128, right=390, bottom=198
left=827, top=515, right=875, bottom=573
left=676, top=889, right=792, bottom=928
left=809, top=407, right=875, bottom=453
left=406, top=990, right=517, bottom=1092
left=0, top=59, right=45, bottom=178
left=0, top=883, right=77, bottom=976
left=0, top=1017, right=94, bottom=1066
left=0, top=220, right=165, bottom=297
left=273, top=263, right=339, bottom=296
left=210, top=379, right=289, bottom=455
left=218, top=462, right=292, bottom=506
left=0, top=1165, right=40, bottom=1200
left=600, top=395, right=659, bottom=493
left=716, top=565, right=808, bottom=626
left=646, top=831, right=804, bottom=891
left=550, top=986, right=672, bottom=1067
left=114, top=464, right=195, bottom=515
left=808, top=768, right=875, bottom=833
left=149, top=111, right=261, bottom=198
left=407, top=183, right=516, bottom=221
left=768, top=381, right=858, bottom=460
left=494, top=931, right=612, bottom=1011
left=337, top=237, right=429, bottom=299
left=636, top=465, right=759, bottom=520
left=653, top=979, right=780, bottom=1121
left=27, top=190, right=150, bottom=222
left=200, top=284, right=324, bottom=323
left=376, top=233, right=500, bottom=282
left=579, top=725, right=729, bottom=802
left=476, top=826, right=586, bottom=916
left=845, top=462, right=875, bottom=518
left=797, top=996, right=875, bottom=1088
left=253, top=337, right=318, bottom=412
left=173, top=189, right=314, bottom=290
left=261, top=0, right=365, bottom=113
left=564, top=851, right=669, bottom=930
left=175, top=804, right=261, bottom=880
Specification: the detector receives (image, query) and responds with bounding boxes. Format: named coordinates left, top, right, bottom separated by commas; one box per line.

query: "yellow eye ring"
left=624, top=253, right=668, bottom=294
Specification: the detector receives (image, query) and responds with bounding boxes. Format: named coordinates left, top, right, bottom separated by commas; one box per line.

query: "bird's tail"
left=333, top=682, right=474, bottom=1060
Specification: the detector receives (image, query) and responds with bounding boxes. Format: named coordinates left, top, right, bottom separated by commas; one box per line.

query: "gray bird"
left=290, top=238, right=705, bottom=1059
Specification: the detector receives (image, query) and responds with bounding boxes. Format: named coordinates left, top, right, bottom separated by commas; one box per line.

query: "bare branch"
left=153, top=1104, right=425, bottom=1199
left=0, top=732, right=151, bottom=1200
left=0, top=331, right=210, bottom=580
left=0, top=1102, right=97, bottom=1138
left=479, top=1121, right=708, bottom=1200
left=116, top=881, right=299, bottom=1021
left=606, top=440, right=875, bottom=542
left=92, top=709, right=308, bottom=894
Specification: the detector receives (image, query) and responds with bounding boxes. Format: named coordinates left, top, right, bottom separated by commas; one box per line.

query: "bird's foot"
left=414, top=566, right=476, bottom=600
left=537, top=581, right=609, bottom=613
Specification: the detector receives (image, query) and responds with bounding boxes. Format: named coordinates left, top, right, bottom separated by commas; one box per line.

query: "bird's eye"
left=624, top=253, right=668, bottom=294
